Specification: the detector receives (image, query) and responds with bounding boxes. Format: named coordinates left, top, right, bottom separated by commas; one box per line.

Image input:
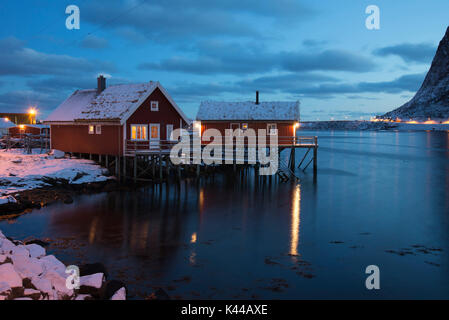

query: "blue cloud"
left=139, top=42, right=377, bottom=75
left=373, top=43, right=436, bottom=63
left=80, top=35, right=109, bottom=49
left=0, top=37, right=115, bottom=76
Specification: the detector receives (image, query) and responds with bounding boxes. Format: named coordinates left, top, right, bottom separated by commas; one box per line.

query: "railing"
left=125, top=139, right=178, bottom=155
left=1, top=134, right=50, bottom=153
left=125, top=136, right=318, bottom=156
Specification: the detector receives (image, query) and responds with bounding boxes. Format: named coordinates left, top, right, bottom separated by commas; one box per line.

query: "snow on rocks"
left=0, top=281, right=11, bottom=294
left=0, top=263, right=22, bottom=288
left=0, top=229, right=126, bottom=300
left=51, top=149, right=65, bottom=159
left=80, top=273, right=104, bottom=289
left=0, top=195, right=17, bottom=205
left=110, top=287, right=126, bottom=300
left=0, top=148, right=110, bottom=195
left=25, top=243, right=46, bottom=259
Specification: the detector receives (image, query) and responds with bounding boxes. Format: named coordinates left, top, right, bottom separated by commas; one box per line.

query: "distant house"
left=8, top=124, right=49, bottom=138
left=0, top=113, right=36, bottom=125
left=196, top=92, right=300, bottom=144
left=44, top=76, right=190, bottom=156
left=0, top=118, right=15, bottom=137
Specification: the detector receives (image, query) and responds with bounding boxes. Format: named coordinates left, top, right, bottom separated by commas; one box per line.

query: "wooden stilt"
left=289, top=148, right=296, bottom=171
left=159, top=155, right=163, bottom=180
left=134, top=156, right=137, bottom=183
left=123, top=156, right=127, bottom=180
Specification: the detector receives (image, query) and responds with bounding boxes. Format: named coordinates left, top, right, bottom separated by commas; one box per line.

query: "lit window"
left=131, top=125, right=148, bottom=140
left=95, top=125, right=101, bottom=134
left=150, top=101, right=159, bottom=111
left=242, top=123, right=248, bottom=131
left=151, top=125, right=159, bottom=139
left=88, top=125, right=94, bottom=134
left=267, top=123, right=277, bottom=135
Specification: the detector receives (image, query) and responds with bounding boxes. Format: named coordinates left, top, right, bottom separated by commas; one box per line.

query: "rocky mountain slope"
left=384, top=26, right=449, bottom=120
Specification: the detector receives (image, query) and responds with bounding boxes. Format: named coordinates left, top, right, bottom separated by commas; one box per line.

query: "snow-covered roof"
left=0, top=118, right=15, bottom=129
left=18, top=124, right=50, bottom=129
left=79, top=82, right=158, bottom=121
left=45, top=82, right=190, bottom=124
left=196, top=101, right=300, bottom=121
left=46, top=89, right=97, bottom=122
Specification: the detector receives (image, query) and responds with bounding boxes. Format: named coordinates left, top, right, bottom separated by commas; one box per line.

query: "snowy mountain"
left=383, top=26, right=449, bottom=120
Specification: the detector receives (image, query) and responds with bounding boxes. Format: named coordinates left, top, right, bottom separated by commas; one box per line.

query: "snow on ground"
left=0, top=149, right=110, bottom=195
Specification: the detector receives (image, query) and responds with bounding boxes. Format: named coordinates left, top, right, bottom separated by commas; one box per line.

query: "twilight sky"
left=0, top=0, right=448, bottom=120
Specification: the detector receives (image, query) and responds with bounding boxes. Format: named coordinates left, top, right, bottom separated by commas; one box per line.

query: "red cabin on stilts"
left=44, top=76, right=190, bottom=156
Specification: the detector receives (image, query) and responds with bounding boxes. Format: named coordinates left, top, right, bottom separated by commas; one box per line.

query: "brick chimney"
left=256, top=91, right=259, bottom=105
left=97, top=75, right=106, bottom=94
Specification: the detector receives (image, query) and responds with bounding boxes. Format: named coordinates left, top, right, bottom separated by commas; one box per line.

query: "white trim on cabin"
left=166, top=124, right=174, bottom=141
left=130, top=124, right=149, bottom=141
left=267, top=123, right=278, bottom=135
left=149, top=123, right=160, bottom=149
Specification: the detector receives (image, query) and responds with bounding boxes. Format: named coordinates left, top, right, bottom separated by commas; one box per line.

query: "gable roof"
left=45, top=89, right=97, bottom=122
left=196, top=101, right=300, bottom=121
left=0, top=118, right=15, bottom=129
left=45, top=82, right=190, bottom=125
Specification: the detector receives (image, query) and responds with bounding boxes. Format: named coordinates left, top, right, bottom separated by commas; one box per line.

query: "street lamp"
left=28, top=107, right=37, bottom=124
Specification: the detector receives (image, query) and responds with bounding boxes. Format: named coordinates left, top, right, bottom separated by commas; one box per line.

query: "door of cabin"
left=149, top=123, right=160, bottom=149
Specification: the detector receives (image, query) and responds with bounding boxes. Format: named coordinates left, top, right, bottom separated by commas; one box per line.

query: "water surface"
left=1, top=130, right=449, bottom=299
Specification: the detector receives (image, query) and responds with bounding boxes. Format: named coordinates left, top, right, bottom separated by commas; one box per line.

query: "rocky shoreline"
left=0, top=229, right=126, bottom=300
left=0, top=179, right=121, bottom=219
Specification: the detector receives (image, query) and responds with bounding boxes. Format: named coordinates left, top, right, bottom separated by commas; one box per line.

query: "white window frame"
left=166, top=124, right=174, bottom=141
left=267, top=123, right=278, bottom=135
left=130, top=124, right=148, bottom=141
left=95, top=125, right=101, bottom=134
left=88, top=125, right=94, bottom=134
left=150, top=101, right=159, bottom=111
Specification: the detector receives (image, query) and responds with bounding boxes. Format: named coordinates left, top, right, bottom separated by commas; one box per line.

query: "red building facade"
left=45, top=78, right=190, bottom=156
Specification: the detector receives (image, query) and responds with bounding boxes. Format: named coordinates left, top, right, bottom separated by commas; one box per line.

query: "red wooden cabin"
left=44, top=76, right=190, bottom=156
left=196, top=92, right=300, bottom=146
left=8, top=124, right=49, bottom=138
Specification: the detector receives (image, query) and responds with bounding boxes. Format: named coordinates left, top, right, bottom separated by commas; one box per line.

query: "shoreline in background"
left=299, top=120, right=449, bottom=131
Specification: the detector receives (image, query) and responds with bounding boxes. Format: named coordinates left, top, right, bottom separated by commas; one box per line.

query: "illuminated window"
left=131, top=125, right=148, bottom=140
left=150, top=101, right=159, bottom=111
left=242, top=123, right=248, bottom=131
left=95, top=125, right=101, bottom=134
left=150, top=125, right=159, bottom=139
left=267, top=123, right=277, bottom=135
left=88, top=125, right=94, bottom=134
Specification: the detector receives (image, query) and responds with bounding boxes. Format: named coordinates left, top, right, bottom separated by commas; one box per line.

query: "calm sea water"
left=1, top=130, right=449, bottom=299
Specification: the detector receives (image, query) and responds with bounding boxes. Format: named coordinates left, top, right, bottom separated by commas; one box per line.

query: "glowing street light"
left=28, top=107, right=37, bottom=124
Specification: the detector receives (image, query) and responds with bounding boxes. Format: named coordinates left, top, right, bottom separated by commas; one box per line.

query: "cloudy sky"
left=0, top=0, right=448, bottom=120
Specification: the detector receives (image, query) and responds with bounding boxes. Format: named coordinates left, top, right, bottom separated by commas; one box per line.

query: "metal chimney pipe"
left=256, top=91, right=259, bottom=104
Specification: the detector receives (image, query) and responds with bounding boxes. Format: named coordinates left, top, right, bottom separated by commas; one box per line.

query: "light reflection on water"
left=1, top=130, right=449, bottom=299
